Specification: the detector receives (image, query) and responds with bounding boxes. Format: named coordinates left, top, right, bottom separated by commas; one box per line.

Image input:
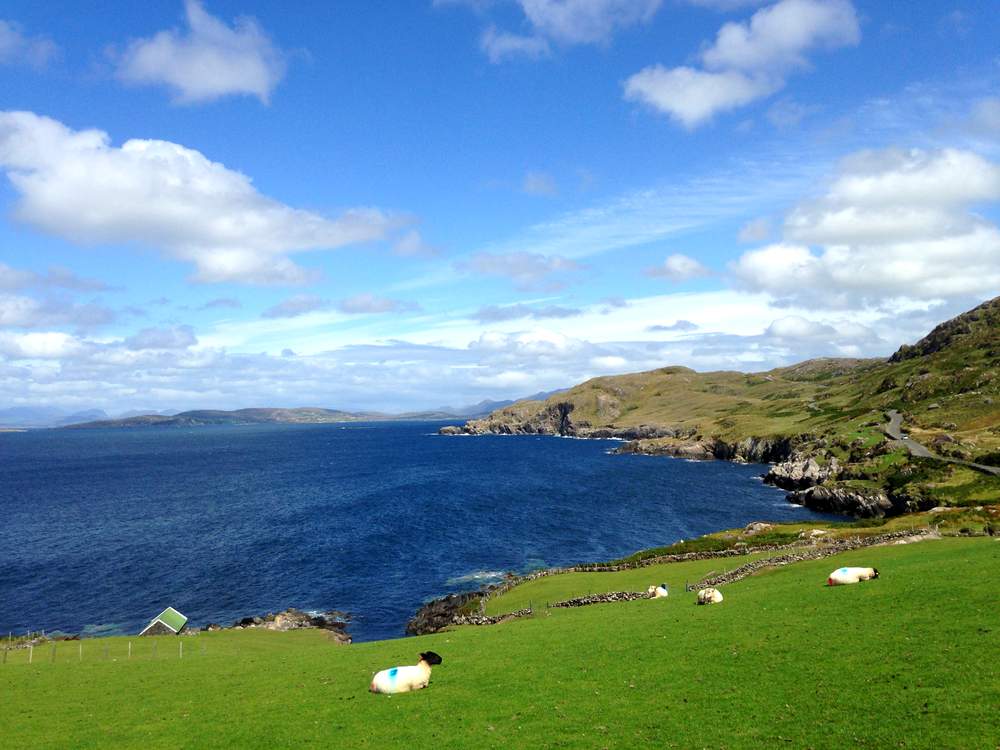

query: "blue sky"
left=1, top=0, right=999, bottom=413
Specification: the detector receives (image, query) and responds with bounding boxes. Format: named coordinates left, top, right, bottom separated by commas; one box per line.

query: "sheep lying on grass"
left=826, top=567, right=879, bottom=586
left=647, top=583, right=669, bottom=598
left=370, top=652, right=443, bottom=695
left=697, top=587, right=723, bottom=605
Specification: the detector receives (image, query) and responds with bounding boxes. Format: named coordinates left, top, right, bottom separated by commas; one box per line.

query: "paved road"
left=884, top=410, right=1000, bottom=477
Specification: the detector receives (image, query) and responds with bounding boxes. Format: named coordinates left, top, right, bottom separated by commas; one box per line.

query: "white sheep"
left=697, top=587, right=723, bottom=605
left=370, top=651, right=443, bottom=695
left=647, top=583, right=669, bottom=598
left=826, top=567, right=879, bottom=586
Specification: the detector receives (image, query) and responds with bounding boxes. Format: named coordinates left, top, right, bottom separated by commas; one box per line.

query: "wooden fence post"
left=29, top=645, right=33, bottom=664
left=79, top=642, right=82, bottom=661
left=128, top=642, right=132, bottom=660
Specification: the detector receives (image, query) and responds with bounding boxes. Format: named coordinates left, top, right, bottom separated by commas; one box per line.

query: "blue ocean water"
left=0, top=422, right=837, bottom=641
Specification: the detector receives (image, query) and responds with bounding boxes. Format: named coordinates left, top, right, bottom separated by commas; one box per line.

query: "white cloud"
left=0, top=262, right=112, bottom=292
left=393, top=230, right=440, bottom=257
left=262, top=295, right=329, bottom=319
left=125, top=325, right=198, bottom=350
left=0, top=294, right=116, bottom=330
left=733, top=147, right=1000, bottom=307
left=765, top=97, right=819, bottom=129
left=336, top=294, right=420, bottom=314
left=450, top=0, right=661, bottom=61
left=114, top=0, right=286, bottom=104
left=460, top=251, right=582, bottom=290
left=646, top=253, right=711, bottom=282
left=624, top=66, right=778, bottom=129
left=0, top=331, right=87, bottom=360
left=682, top=0, right=768, bottom=9
left=518, top=0, right=662, bottom=45
left=624, top=0, right=859, bottom=128
left=523, top=170, right=558, bottom=196
left=480, top=27, right=550, bottom=63
left=0, top=111, right=393, bottom=285
left=702, top=0, right=859, bottom=72
left=475, top=303, right=581, bottom=322
left=0, top=19, right=57, bottom=68
left=738, top=217, right=771, bottom=242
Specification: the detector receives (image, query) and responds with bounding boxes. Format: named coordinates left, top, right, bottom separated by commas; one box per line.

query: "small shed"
left=139, top=607, right=188, bottom=636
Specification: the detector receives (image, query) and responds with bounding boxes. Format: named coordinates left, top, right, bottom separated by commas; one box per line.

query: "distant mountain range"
left=0, top=390, right=564, bottom=429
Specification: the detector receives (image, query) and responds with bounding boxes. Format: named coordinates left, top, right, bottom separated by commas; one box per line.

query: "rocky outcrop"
left=223, top=608, right=352, bottom=644
left=787, top=485, right=894, bottom=517
left=765, top=454, right=840, bottom=490
left=406, top=591, right=484, bottom=635
left=615, top=435, right=799, bottom=464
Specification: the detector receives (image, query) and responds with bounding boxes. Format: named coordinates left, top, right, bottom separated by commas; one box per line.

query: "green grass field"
left=3, top=537, right=998, bottom=749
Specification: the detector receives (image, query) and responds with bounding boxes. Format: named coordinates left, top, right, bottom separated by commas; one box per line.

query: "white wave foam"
left=445, top=570, right=507, bottom=586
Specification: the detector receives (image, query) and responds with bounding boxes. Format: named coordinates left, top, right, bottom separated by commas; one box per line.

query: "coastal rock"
left=787, top=485, right=894, bottom=518
left=744, top=522, right=774, bottom=535
left=765, top=454, right=840, bottom=490
left=406, top=591, right=483, bottom=635
left=226, top=608, right=352, bottom=643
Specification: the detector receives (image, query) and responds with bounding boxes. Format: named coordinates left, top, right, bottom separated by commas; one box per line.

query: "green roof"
left=152, top=607, right=188, bottom=632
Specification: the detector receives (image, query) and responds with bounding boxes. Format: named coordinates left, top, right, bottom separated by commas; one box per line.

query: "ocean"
left=0, top=421, right=837, bottom=641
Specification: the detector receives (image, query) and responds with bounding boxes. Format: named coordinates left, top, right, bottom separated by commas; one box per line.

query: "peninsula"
left=443, top=297, right=1000, bottom=516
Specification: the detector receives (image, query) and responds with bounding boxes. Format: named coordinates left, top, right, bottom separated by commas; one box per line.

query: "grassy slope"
left=4, top=538, right=997, bottom=749
left=477, top=298, right=1000, bottom=504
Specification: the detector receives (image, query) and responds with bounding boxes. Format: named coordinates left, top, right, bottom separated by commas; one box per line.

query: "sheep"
left=647, top=583, right=669, bottom=598
left=826, top=567, right=879, bottom=586
left=369, top=651, right=443, bottom=695
left=697, top=587, right=723, bottom=605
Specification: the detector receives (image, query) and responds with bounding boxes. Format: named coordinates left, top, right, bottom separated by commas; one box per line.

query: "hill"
left=445, top=296, right=1000, bottom=516
left=64, top=407, right=382, bottom=428
left=2, top=535, right=996, bottom=748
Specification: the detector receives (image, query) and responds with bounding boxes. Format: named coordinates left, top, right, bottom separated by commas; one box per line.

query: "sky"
left=1, top=0, right=999, bottom=414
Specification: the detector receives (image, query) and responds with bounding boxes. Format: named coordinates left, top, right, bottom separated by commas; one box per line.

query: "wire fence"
left=1, top=636, right=209, bottom=667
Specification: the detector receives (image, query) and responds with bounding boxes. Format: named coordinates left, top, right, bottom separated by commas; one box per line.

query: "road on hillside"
left=884, top=410, right=1000, bottom=477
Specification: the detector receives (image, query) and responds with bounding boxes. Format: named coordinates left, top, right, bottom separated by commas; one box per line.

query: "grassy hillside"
left=462, top=297, right=1000, bottom=508
left=3, top=537, right=997, bottom=748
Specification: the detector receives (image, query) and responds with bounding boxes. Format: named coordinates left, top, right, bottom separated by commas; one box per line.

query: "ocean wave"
left=445, top=570, right=507, bottom=586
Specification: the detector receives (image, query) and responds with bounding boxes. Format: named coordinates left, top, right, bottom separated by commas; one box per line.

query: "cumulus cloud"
left=262, top=295, right=329, bottom=319
left=460, top=251, right=582, bottom=290
left=114, top=0, right=286, bottom=104
left=0, top=294, right=116, bottom=331
left=0, top=111, right=393, bottom=285
left=0, top=331, right=87, bottom=360
left=336, top=294, right=420, bottom=314
left=125, top=325, right=198, bottom=350
left=474, top=303, right=582, bottom=322
left=646, top=253, right=711, bottom=282
left=449, top=0, right=661, bottom=61
left=0, top=19, right=57, bottom=68
left=523, top=170, right=558, bottom=196
left=624, top=0, right=859, bottom=128
left=733, top=147, right=1000, bottom=307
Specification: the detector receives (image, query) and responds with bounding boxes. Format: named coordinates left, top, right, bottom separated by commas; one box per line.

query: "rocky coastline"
left=439, top=402, right=903, bottom=519
left=204, top=607, right=352, bottom=644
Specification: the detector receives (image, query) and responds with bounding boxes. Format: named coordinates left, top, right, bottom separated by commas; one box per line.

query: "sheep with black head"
left=370, top=652, right=443, bottom=694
